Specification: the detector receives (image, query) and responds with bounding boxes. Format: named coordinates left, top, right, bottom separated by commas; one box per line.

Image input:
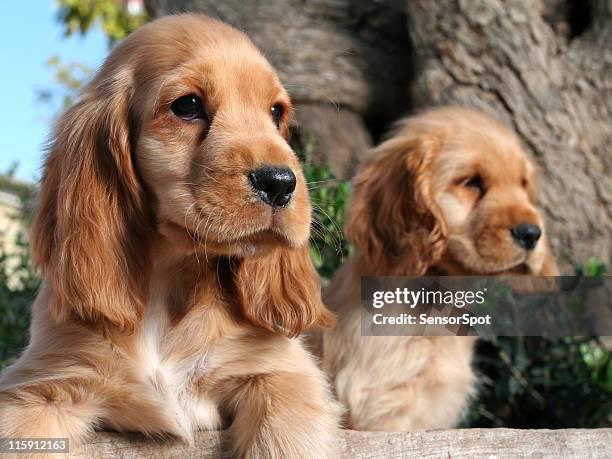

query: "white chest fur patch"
left=133, top=300, right=222, bottom=441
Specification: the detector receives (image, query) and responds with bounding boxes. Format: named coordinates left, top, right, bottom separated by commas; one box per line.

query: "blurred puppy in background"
left=316, top=106, right=559, bottom=431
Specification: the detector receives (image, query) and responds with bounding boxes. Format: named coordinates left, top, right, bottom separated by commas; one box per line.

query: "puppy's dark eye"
left=171, top=94, right=205, bottom=121
left=271, top=104, right=283, bottom=128
left=462, top=175, right=485, bottom=196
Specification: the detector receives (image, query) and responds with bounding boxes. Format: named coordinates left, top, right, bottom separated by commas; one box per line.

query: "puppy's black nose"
left=511, top=223, right=542, bottom=250
left=249, top=166, right=296, bottom=207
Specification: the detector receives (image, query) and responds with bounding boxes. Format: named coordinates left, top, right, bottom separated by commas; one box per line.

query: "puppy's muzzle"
left=249, top=165, right=296, bottom=207
left=511, top=223, right=541, bottom=250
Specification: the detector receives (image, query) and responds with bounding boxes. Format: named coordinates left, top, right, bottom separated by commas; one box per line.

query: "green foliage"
left=0, top=170, right=40, bottom=370
left=575, top=257, right=607, bottom=277
left=467, top=336, right=611, bottom=428
left=291, top=129, right=351, bottom=279
left=0, top=232, right=40, bottom=371
left=57, top=0, right=146, bottom=44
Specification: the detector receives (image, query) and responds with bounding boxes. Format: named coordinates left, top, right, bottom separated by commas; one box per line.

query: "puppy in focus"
left=316, top=106, right=559, bottom=431
left=0, top=15, right=340, bottom=458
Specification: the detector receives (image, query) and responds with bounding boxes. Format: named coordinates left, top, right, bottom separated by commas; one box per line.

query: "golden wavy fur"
left=316, top=107, right=559, bottom=431
left=0, top=15, right=340, bottom=458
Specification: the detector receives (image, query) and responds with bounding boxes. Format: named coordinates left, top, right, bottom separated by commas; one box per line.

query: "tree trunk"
left=145, top=0, right=612, bottom=270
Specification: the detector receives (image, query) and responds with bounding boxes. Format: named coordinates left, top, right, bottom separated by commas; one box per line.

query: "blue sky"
left=0, top=1, right=109, bottom=182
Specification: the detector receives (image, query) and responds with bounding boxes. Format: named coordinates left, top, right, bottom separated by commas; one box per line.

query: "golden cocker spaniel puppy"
left=0, top=15, right=340, bottom=458
left=317, top=107, right=559, bottom=431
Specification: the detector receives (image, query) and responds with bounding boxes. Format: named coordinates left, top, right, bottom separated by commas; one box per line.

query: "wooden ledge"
left=73, top=428, right=612, bottom=458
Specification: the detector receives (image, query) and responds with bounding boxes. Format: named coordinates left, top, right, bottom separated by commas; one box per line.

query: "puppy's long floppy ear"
left=345, top=133, right=447, bottom=275
left=31, top=72, right=151, bottom=330
left=232, top=246, right=335, bottom=337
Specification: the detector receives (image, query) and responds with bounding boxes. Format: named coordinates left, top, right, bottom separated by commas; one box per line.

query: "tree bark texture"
left=145, top=0, right=612, bottom=270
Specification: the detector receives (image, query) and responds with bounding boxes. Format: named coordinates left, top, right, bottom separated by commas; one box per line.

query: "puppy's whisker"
left=183, top=202, right=198, bottom=238
left=313, top=228, right=343, bottom=256
left=309, top=226, right=328, bottom=245
left=193, top=205, right=207, bottom=237
left=318, top=226, right=343, bottom=256
left=192, top=207, right=211, bottom=267
left=190, top=162, right=223, bottom=186
left=202, top=215, right=214, bottom=264
left=215, top=256, right=223, bottom=292
left=308, top=235, right=323, bottom=265
left=311, top=220, right=344, bottom=238
left=190, top=161, right=216, bottom=172
left=307, top=177, right=348, bottom=184
left=307, top=180, right=348, bottom=190
left=309, top=196, right=344, bottom=206
left=311, top=204, right=344, bottom=251
left=310, top=217, right=343, bottom=255
left=228, top=243, right=238, bottom=278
